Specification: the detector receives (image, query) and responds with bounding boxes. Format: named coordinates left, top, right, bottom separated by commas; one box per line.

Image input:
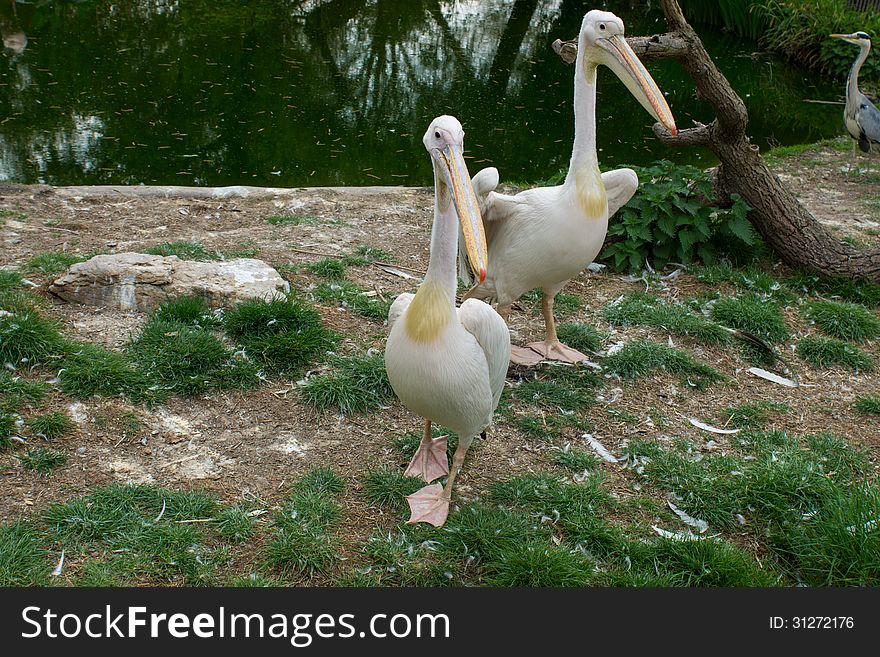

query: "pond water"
left=0, top=0, right=845, bottom=188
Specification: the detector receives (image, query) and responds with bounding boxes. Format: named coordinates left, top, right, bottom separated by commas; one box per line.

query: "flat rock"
left=49, top=252, right=289, bottom=310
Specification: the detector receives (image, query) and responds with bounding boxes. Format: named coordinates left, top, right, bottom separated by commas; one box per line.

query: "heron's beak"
left=830, top=33, right=858, bottom=44
left=596, top=34, right=677, bottom=136
left=434, top=142, right=488, bottom=284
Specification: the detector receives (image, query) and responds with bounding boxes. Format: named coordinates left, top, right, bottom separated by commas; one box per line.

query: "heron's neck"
left=849, top=42, right=871, bottom=100
left=404, top=178, right=456, bottom=342
left=564, top=55, right=606, bottom=219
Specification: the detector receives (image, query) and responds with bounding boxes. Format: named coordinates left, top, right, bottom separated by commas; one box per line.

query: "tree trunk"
left=553, top=0, right=880, bottom=281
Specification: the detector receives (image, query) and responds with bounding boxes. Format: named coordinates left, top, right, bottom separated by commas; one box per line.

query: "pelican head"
left=578, top=10, right=676, bottom=135
left=831, top=31, right=871, bottom=47
left=424, top=115, right=487, bottom=284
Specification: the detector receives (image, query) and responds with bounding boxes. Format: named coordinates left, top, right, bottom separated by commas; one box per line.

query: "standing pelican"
left=830, top=32, right=880, bottom=158
left=462, top=10, right=676, bottom=365
left=385, top=116, right=510, bottom=528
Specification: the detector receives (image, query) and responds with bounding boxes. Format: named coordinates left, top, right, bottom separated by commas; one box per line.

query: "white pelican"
left=385, top=115, right=510, bottom=528
left=462, top=10, right=677, bottom=365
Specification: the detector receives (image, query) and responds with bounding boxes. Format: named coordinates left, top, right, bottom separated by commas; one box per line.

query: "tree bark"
left=553, top=0, right=880, bottom=281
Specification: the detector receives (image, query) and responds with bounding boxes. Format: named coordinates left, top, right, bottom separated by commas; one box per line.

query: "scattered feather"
left=667, top=497, right=709, bottom=533
left=747, top=367, right=798, bottom=388
left=51, top=551, right=65, bottom=577
left=687, top=417, right=740, bottom=435
left=581, top=433, right=617, bottom=463
left=651, top=525, right=717, bottom=541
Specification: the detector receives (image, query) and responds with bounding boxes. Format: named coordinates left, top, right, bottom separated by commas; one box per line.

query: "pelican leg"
left=403, top=419, right=449, bottom=482
left=406, top=435, right=474, bottom=527
left=526, top=290, right=590, bottom=364
left=502, top=302, right=545, bottom=366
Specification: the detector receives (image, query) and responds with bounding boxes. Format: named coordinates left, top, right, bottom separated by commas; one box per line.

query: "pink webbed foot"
left=405, top=483, right=450, bottom=527
left=509, top=344, right=546, bottom=367
left=526, top=340, right=590, bottom=364
left=404, top=435, right=449, bottom=482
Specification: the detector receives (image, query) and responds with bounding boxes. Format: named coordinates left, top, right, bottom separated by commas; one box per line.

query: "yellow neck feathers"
left=404, top=279, right=452, bottom=343
left=574, top=164, right=607, bottom=220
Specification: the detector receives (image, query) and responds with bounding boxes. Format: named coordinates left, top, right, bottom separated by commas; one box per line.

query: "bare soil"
left=1, top=143, right=879, bottom=580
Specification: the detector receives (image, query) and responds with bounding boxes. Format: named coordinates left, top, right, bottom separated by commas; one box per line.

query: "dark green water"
left=0, top=0, right=844, bottom=188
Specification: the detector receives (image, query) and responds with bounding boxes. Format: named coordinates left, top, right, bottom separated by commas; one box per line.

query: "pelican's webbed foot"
left=404, top=435, right=449, bottom=482
left=405, top=483, right=450, bottom=527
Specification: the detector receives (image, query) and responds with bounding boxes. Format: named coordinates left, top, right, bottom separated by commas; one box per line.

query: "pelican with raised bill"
left=384, top=116, right=510, bottom=527
left=461, top=10, right=677, bottom=366
left=830, top=31, right=880, bottom=160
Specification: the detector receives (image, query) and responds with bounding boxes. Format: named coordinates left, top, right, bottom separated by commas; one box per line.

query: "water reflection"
left=0, top=0, right=843, bottom=187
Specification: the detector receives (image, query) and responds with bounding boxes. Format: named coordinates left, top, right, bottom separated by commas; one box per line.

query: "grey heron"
left=831, top=31, right=880, bottom=158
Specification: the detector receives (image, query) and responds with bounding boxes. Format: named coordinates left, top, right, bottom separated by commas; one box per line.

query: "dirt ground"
left=1, top=142, right=879, bottom=573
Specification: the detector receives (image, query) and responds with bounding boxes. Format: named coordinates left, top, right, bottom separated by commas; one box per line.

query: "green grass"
left=0, top=521, right=47, bottom=586
left=213, top=505, right=257, bottom=542
left=796, top=336, right=874, bottom=371
left=58, top=343, right=155, bottom=402
left=265, top=214, right=327, bottom=226
left=306, top=257, right=347, bottom=280
left=0, top=411, right=17, bottom=448
left=311, top=280, right=391, bottom=320
left=345, top=245, right=394, bottom=265
left=265, top=468, right=345, bottom=576
left=363, top=532, right=456, bottom=586
left=0, top=309, right=68, bottom=368
left=603, top=292, right=731, bottom=343
left=0, top=371, right=48, bottom=413
left=522, top=289, right=582, bottom=316
left=26, top=412, right=73, bottom=440
left=17, top=447, right=68, bottom=474
left=803, top=300, right=880, bottom=342
left=145, top=241, right=216, bottom=260
left=0, top=268, right=24, bottom=291
left=854, top=396, right=880, bottom=415
left=602, top=340, right=723, bottom=388
left=710, top=296, right=789, bottom=342
left=223, top=295, right=338, bottom=375
left=26, top=251, right=87, bottom=274
left=390, top=424, right=459, bottom=461
left=787, top=271, right=880, bottom=307
left=362, top=466, right=425, bottom=512
left=300, top=353, right=393, bottom=413
left=552, top=446, right=599, bottom=472
left=720, top=400, right=790, bottom=429
left=555, top=322, right=606, bottom=353
left=153, top=295, right=219, bottom=329
left=128, top=317, right=260, bottom=396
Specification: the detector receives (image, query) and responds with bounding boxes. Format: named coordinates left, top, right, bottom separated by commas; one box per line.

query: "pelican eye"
left=434, top=131, right=441, bottom=139
left=599, top=23, right=606, bottom=30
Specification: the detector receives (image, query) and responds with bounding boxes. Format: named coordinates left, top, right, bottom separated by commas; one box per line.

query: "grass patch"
left=555, top=322, right=606, bottom=353
left=603, top=292, right=731, bottom=343
left=602, top=340, right=723, bottom=388
left=522, top=289, right=581, bottom=316
left=512, top=364, right=603, bottom=414
left=26, top=412, right=73, bottom=440
left=362, top=466, right=424, bottom=512
left=300, top=353, right=393, bottom=413
left=311, top=280, right=390, bottom=320
left=224, top=295, right=337, bottom=375
left=128, top=318, right=259, bottom=396
left=58, top=343, right=155, bottom=402
left=0, top=411, right=18, bottom=448
left=145, top=241, right=216, bottom=260
left=803, top=300, right=880, bottom=342
left=0, top=521, right=47, bottom=586
left=0, top=372, right=48, bottom=413
left=153, top=295, right=219, bottom=329
left=720, top=400, right=790, bottom=429
left=693, top=263, right=792, bottom=303
left=265, top=468, right=345, bottom=577
left=390, top=424, right=459, bottom=461
left=344, top=245, right=394, bottom=265
left=306, top=258, right=347, bottom=280
left=363, top=532, right=456, bottom=586
left=787, top=272, right=880, bottom=307
left=0, top=309, right=68, bottom=368
left=796, top=336, right=874, bottom=370
left=710, top=296, right=789, bottom=342
left=17, top=447, right=68, bottom=474
left=854, top=396, right=880, bottom=415
left=26, top=251, right=87, bottom=274
left=552, top=445, right=599, bottom=472
left=265, top=214, right=326, bottom=226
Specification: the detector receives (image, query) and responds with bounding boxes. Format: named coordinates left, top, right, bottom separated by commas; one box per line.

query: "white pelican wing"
left=602, top=167, right=639, bottom=218
left=457, top=298, right=510, bottom=409
left=387, top=292, right=414, bottom=331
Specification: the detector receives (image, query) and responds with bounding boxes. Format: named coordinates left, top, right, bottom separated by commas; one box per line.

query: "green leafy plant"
left=601, top=161, right=756, bottom=273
